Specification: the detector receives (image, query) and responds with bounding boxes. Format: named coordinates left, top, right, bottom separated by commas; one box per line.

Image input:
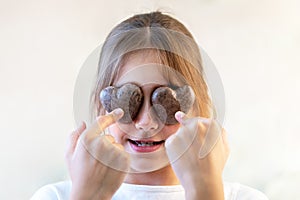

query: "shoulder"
left=224, top=182, right=269, bottom=200
left=30, top=181, right=71, bottom=200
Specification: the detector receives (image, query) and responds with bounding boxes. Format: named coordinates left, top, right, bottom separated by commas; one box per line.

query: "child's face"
left=108, top=52, right=181, bottom=164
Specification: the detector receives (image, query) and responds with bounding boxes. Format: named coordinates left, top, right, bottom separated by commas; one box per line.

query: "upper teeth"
left=136, top=141, right=154, bottom=147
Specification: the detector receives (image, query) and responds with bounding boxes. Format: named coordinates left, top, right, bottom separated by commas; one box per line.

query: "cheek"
left=161, top=124, right=180, bottom=139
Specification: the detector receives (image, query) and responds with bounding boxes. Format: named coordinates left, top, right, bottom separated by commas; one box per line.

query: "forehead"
left=115, top=51, right=168, bottom=86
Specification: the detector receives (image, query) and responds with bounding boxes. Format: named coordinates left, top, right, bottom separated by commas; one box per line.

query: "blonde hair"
left=91, top=11, right=212, bottom=120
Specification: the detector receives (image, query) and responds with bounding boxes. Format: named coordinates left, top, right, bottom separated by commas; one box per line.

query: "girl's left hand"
left=165, top=112, right=230, bottom=200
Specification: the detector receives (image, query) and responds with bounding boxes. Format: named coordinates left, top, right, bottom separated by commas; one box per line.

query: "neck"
left=124, top=165, right=180, bottom=186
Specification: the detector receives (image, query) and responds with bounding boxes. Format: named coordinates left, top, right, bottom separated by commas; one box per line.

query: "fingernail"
left=175, top=111, right=186, bottom=123
left=113, top=108, right=124, bottom=117
left=177, top=111, right=185, bottom=119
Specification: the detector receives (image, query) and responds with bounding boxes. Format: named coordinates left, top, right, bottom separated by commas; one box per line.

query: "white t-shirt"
left=31, top=181, right=269, bottom=200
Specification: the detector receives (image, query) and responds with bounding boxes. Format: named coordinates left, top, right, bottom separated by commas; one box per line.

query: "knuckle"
left=113, top=143, right=125, bottom=152
left=95, top=120, right=108, bottom=133
left=69, top=129, right=81, bottom=141
left=105, top=135, right=114, bottom=140
left=69, top=130, right=77, bottom=138
left=97, top=114, right=114, bottom=125
left=96, top=115, right=105, bottom=124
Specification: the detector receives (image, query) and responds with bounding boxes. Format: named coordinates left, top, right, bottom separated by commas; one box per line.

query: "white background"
left=0, top=0, right=299, bottom=199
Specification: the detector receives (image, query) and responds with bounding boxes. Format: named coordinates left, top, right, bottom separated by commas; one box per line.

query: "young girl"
left=31, top=11, right=268, bottom=200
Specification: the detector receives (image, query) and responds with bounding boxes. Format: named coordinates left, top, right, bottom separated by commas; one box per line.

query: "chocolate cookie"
left=151, top=85, right=195, bottom=124
left=100, top=83, right=143, bottom=123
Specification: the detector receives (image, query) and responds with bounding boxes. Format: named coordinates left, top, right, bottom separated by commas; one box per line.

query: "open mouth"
left=128, top=139, right=165, bottom=152
left=128, top=139, right=164, bottom=146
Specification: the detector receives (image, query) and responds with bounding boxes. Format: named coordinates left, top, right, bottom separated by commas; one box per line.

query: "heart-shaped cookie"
left=100, top=83, right=144, bottom=123
left=151, top=85, right=195, bottom=124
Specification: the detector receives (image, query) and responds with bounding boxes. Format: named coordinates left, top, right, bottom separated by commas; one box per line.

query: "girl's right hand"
left=165, top=112, right=230, bottom=200
left=65, top=108, right=130, bottom=200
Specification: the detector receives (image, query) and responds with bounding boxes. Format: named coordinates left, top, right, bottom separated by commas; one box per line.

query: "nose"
left=134, top=100, right=159, bottom=132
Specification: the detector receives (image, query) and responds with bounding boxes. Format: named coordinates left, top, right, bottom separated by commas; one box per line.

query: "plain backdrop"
left=0, top=0, right=299, bottom=199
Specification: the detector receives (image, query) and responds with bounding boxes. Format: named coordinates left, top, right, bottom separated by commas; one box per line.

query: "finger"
left=84, top=108, right=124, bottom=139
left=96, top=108, right=124, bottom=133
left=103, top=135, right=115, bottom=143
left=221, top=128, right=230, bottom=155
left=65, top=121, right=86, bottom=158
left=175, top=111, right=211, bottom=125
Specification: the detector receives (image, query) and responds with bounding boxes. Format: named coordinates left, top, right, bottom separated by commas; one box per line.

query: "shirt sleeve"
left=236, top=184, right=269, bottom=200
left=30, top=181, right=71, bottom=200
left=30, top=184, right=59, bottom=200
